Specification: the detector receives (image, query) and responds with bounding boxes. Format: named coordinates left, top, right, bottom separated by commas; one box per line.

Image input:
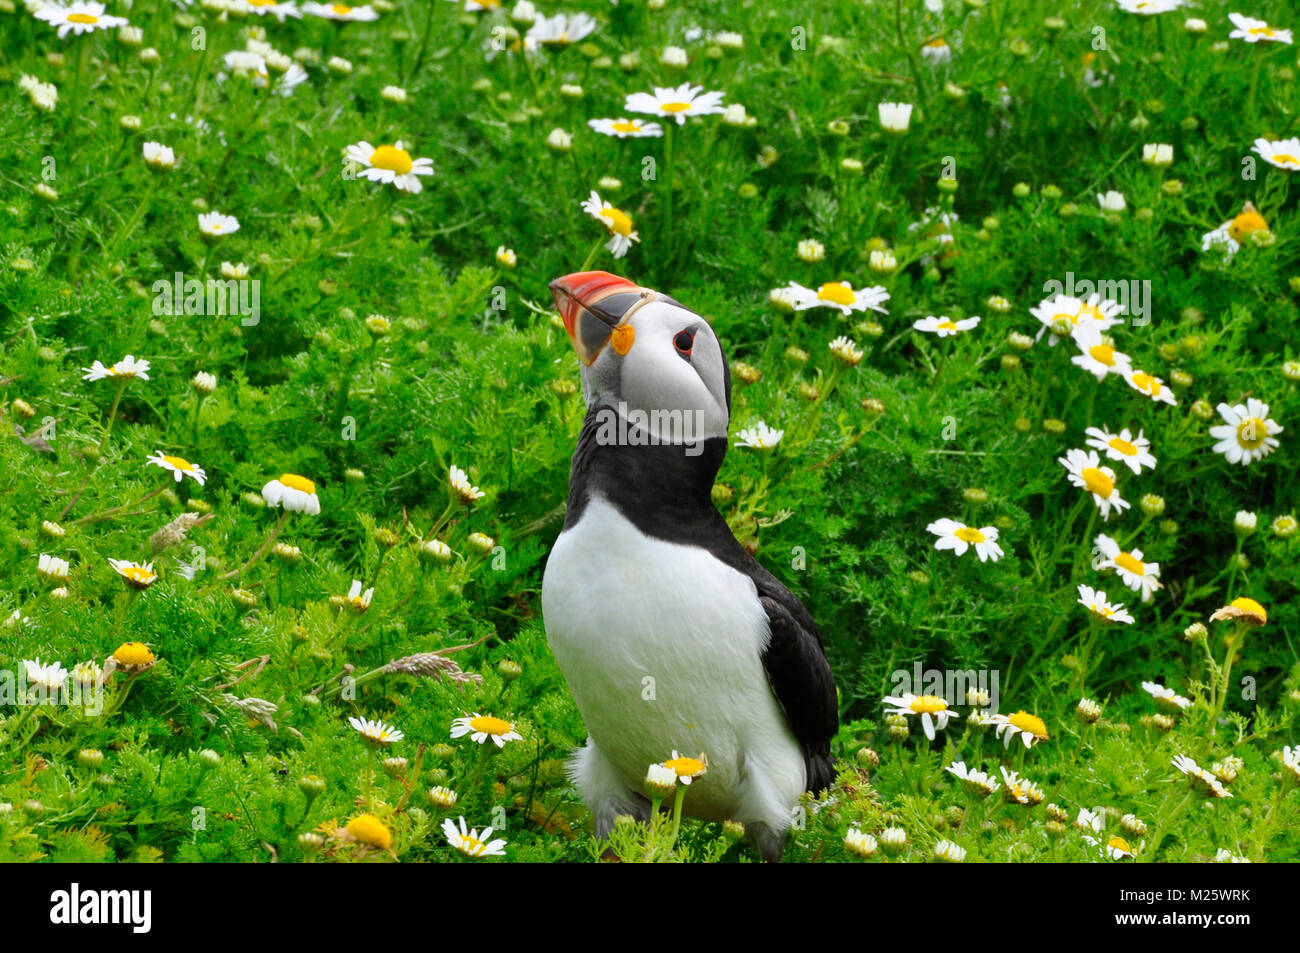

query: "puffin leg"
left=568, top=736, right=649, bottom=836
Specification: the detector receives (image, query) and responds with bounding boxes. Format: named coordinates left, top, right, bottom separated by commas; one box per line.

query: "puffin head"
left=549, top=271, right=731, bottom=451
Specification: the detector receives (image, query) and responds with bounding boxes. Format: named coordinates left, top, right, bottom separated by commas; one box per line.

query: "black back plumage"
left=560, top=398, right=839, bottom=793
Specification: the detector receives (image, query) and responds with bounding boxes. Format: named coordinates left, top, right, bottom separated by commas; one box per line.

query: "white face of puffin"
left=549, top=271, right=730, bottom=450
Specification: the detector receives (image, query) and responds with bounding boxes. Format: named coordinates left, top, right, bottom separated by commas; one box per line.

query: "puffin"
left=541, top=270, right=839, bottom=861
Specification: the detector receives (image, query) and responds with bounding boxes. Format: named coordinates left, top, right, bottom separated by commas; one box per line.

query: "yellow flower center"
left=163, top=455, right=194, bottom=471
left=280, top=473, right=317, bottom=494
left=602, top=206, right=634, bottom=236
left=665, top=755, right=706, bottom=776
left=1131, top=371, right=1160, bottom=395
left=1089, top=344, right=1116, bottom=366
left=925, top=38, right=947, bottom=48
left=246, top=0, right=277, bottom=5
left=332, top=4, right=354, bottom=14
left=909, top=694, right=948, bottom=714
left=469, top=715, right=513, bottom=736
left=113, top=642, right=156, bottom=665
left=817, top=282, right=856, bottom=305
left=1081, top=467, right=1114, bottom=498
left=1108, top=437, right=1137, bottom=456
left=1229, top=210, right=1267, bottom=241
left=459, top=835, right=486, bottom=853
left=660, top=101, right=693, bottom=113
left=1249, top=26, right=1276, bottom=37
left=1094, top=603, right=1115, bottom=617
left=1271, top=153, right=1300, bottom=166
left=370, top=145, right=414, bottom=175
left=611, top=120, right=641, bottom=133
left=1230, top=596, right=1267, bottom=623
left=346, top=814, right=392, bottom=849
left=67, top=12, right=99, bottom=23
left=1235, top=417, right=1267, bottom=450
left=954, top=526, right=986, bottom=543
left=121, top=567, right=155, bottom=584
left=1077, top=302, right=1103, bottom=321
left=1115, top=552, right=1145, bottom=576
left=1053, top=311, right=1079, bottom=328
left=1108, top=835, right=1132, bottom=853
left=1008, top=710, right=1048, bottom=739
left=936, top=319, right=958, bottom=331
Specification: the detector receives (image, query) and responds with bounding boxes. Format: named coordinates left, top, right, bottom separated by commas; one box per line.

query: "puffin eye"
left=673, top=329, right=695, bottom=355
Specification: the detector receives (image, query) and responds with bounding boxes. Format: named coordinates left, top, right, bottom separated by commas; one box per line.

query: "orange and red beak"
left=549, top=271, right=649, bottom=365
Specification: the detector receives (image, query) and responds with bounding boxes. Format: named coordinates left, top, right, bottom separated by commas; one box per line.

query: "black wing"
left=753, top=577, right=838, bottom=794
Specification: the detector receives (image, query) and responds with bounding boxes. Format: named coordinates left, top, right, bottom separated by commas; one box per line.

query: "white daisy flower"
left=586, top=117, right=664, bottom=138
left=241, top=0, right=303, bottom=20
left=782, top=281, right=890, bottom=317
left=1215, top=848, right=1251, bottom=863
left=1031, top=293, right=1125, bottom=345
left=734, top=421, right=783, bottom=450
left=828, top=336, right=865, bottom=366
left=272, top=62, right=310, bottom=97
left=1173, top=754, right=1233, bottom=797
left=1069, top=324, right=1132, bottom=380
left=1097, top=190, right=1127, bottom=213
left=442, top=816, right=507, bottom=857
left=580, top=190, right=639, bottom=258
left=261, top=474, right=322, bottom=514
left=662, top=750, right=708, bottom=785
left=344, top=141, right=434, bottom=194
left=1279, top=746, right=1300, bottom=784
left=223, top=50, right=267, bottom=75
left=1228, top=12, right=1292, bottom=45
left=1084, top=426, right=1156, bottom=475
left=449, top=713, right=522, bottom=748
left=146, top=452, right=207, bottom=486
left=23, top=658, right=69, bottom=694
left=348, top=716, right=402, bottom=744
left=142, top=141, right=176, bottom=169
left=1116, top=0, right=1183, bottom=14
left=1142, top=681, right=1191, bottom=712
left=302, top=2, right=379, bottom=21
left=198, top=212, right=240, bottom=237
left=1252, top=136, right=1300, bottom=171
left=920, top=37, right=951, bottom=63
left=843, top=828, right=877, bottom=858
left=926, top=518, right=1003, bottom=562
left=449, top=465, right=486, bottom=504
left=1141, top=142, right=1174, bottom=166
left=82, top=354, right=150, bottom=381
left=22, top=75, right=59, bottom=111
left=644, top=762, right=678, bottom=796
left=37, top=554, right=70, bottom=582
left=345, top=580, right=374, bottom=612
left=1085, top=833, right=1138, bottom=860
left=624, top=83, right=727, bottom=124
left=999, top=766, right=1044, bottom=805
left=35, top=2, right=128, bottom=38
left=1077, top=584, right=1135, bottom=624
left=945, top=760, right=1000, bottom=797
left=1059, top=448, right=1129, bottom=521
left=990, top=710, right=1050, bottom=749
left=108, top=558, right=158, bottom=590
left=913, top=315, right=980, bottom=337
left=524, top=11, right=597, bottom=48
left=1094, top=533, right=1162, bottom=602
left=1124, top=368, right=1177, bottom=406
left=877, top=101, right=913, bottom=133
left=1075, top=807, right=1104, bottom=833
left=1208, top=398, right=1283, bottom=465
left=933, top=839, right=966, bottom=862
left=881, top=692, right=959, bottom=741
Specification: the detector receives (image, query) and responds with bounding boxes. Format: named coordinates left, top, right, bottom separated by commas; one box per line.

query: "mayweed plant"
left=0, top=0, right=1295, bottom=868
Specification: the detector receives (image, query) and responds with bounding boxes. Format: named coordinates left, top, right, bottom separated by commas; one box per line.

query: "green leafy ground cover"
left=1, top=0, right=1298, bottom=862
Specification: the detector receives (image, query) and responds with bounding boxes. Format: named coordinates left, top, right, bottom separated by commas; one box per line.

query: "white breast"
left=541, top=495, right=805, bottom=822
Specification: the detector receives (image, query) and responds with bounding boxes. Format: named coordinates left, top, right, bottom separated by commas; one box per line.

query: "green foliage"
left=1, top=0, right=1298, bottom=863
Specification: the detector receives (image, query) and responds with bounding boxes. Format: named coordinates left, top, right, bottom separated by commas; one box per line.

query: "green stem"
left=218, top=510, right=291, bottom=582
left=98, top=377, right=130, bottom=454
